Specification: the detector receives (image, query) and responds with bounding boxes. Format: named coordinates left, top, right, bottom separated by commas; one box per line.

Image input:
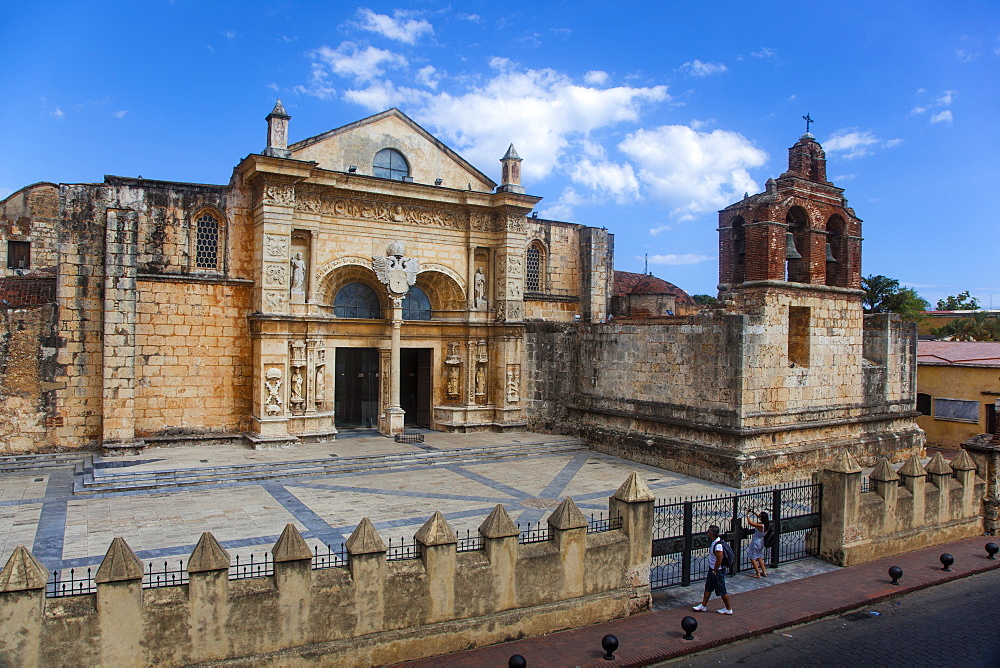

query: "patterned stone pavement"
left=0, top=431, right=740, bottom=575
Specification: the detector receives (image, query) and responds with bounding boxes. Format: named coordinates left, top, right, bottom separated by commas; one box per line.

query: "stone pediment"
left=289, top=109, right=497, bottom=191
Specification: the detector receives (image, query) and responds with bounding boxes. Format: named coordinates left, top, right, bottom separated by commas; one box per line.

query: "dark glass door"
left=334, top=348, right=379, bottom=428
left=400, top=348, right=432, bottom=428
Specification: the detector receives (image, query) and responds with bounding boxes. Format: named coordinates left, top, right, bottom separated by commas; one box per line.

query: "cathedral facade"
left=0, top=108, right=922, bottom=484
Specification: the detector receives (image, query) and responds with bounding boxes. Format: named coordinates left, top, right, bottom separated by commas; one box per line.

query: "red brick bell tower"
left=718, top=131, right=862, bottom=292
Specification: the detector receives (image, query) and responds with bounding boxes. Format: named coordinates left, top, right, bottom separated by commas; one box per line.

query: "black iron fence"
left=651, top=481, right=822, bottom=589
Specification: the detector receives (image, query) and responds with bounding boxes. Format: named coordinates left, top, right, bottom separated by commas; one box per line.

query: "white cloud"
left=312, top=43, right=407, bottom=82
left=356, top=8, right=433, bottom=44
left=689, top=118, right=715, bottom=130
left=113, top=110, right=128, bottom=119
left=416, top=65, right=440, bottom=89
left=456, top=13, right=481, bottom=22
left=619, top=125, right=766, bottom=219
left=832, top=174, right=856, bottom=181
left=930, top=109, right=953, bottom=124
left=414, top=66, right=669, bottom=180
left=823, top=129, right=902, bottom=159
left=649, top=224, right=672, bottom=236
left=540, top=187, right=585, bottom=221
left=568, top=159, right=640, bottom=203
left=680, top=60, right=727, bottom=77
left=751, top=47, right=776, bottom=59
left=223, top=30, right=236, bottom=40
left=343, top=80, right=427, bottom=111
left=584, top=70, right=609, bottom=85
left=646, top=253, right=710, bottom=265
left=50, top=107, right=65, bottom=120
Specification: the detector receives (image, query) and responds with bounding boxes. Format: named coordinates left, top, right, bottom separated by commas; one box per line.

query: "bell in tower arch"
left=825, top=242, right=837, bottom=263
left=785, top=232, right=802, bottom=260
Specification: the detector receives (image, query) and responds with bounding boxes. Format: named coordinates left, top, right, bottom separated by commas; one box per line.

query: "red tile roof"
left=917, top=341, right=1000, bottom=368
left=613, top=271, right=695, bottom=303
left=0, top=274, right=56, bottom=308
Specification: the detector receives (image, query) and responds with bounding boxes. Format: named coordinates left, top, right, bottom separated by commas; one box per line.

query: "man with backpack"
left=692, top=524, right=734, bottom=615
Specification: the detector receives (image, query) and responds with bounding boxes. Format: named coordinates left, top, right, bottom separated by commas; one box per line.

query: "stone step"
left=72, top=439, right=588, bottom=494
left=0, top=452, right=92, bottom=473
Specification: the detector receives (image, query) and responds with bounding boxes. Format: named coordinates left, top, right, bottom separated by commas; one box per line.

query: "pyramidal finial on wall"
left=0, top=545, right=49, bottom=592
left=96, top=536, right=144, bottom=583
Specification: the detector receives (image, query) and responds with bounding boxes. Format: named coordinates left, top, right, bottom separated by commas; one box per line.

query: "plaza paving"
left=0, top=430, right=742, bottom=575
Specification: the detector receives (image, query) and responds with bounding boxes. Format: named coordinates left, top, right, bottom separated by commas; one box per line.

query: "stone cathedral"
left=0, top=106, right=923, bottom=485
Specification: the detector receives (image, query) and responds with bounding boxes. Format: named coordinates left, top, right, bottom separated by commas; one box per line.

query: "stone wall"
left=0, top=183, right=61, bottom=277
left=817, top=450, right=985, bottom=566
left=0, top=475, right=653, bottom=667
left=0, top=301, right=60, bottom=453
left=524, top=301, right=924, bottom=487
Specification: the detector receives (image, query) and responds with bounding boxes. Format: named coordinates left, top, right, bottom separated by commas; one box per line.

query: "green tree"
left=861, top=275, right=929, bottom=322
left=935, top=291, right=980, bottom=311
left=692, top=294, right=718, bottom=305
left=930, top=312, right=1000, bottom=341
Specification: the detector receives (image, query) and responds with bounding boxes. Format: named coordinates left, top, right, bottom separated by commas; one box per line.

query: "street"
left=665, top=567, right=1000, bottom=667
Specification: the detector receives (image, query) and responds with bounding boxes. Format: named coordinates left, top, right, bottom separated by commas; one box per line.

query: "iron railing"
left=650, top=480, right=822, bottom=589
left=386, top=537, right=422, bottom=561
left=229, top=552, right=273, bottom=580
left=311, top=543, right=350, bottom=569
left=143, top=559, right=189, bottom=588
left=46, top=568, right=95, bottom=598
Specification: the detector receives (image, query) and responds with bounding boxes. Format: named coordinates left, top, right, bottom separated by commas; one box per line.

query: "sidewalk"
left=398, top=535, right=1000, bottom=667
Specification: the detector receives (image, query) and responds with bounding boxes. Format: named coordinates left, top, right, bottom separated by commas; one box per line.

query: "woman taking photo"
left=745, top=511, right=769, bottom=578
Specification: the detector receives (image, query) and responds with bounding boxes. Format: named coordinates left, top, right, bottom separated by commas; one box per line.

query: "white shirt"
left=709, top=538, right=724, bottom=569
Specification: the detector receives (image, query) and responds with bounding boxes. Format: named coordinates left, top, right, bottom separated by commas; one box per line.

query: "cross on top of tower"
left=802, top=113, right=814, bottom=134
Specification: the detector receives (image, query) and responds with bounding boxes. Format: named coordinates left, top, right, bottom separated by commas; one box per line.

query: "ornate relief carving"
left=507, top=279, right=522, bottom=300
left=372, top=242, right=420, bottom=297
left=264, top=234, right=287, bottom=258
left=263, top=184, right=295, bottom=206
left=495, top=301, right=523, bottom=322
left=320, top=197, right=463, bottom=230
left=264, top=291, right=286, bottom=312
left=264, top=367, right=283, bottom=416
left=506, top=213, right=527, bottom=232
left=264, top=264, right=287, bottom=286
left=469, top=211, right=499, bottom=232
left=507, top=255, right=523, bottom=276
left=296, top=191, right=322, bottom=213
left=506, top=366, right=520, bottom=404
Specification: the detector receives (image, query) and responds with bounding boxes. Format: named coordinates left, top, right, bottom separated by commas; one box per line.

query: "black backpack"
left=763, top=526, right=776, bottom=548
left=714, top=538, right=736, bottom=574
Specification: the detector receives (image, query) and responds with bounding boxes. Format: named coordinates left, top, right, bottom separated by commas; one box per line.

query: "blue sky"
left=2, top=1, right=998, bottom=306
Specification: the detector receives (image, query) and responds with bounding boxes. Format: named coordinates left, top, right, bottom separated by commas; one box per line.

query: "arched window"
left=826, top=216, right=847, bottom=287
left=731, top=216, right=746, bottom=284
left=195, top=213, right=220, bottom=269
left=334, top=282, right=382, bottom=319
left=373, top=149, right=410, bottom=181
left=525, top=242, right=545, bottom=292
left=402, top=286, right=431, bottom=320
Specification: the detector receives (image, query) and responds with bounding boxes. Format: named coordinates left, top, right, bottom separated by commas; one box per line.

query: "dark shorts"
left=705, top=569, right=728, bottom=596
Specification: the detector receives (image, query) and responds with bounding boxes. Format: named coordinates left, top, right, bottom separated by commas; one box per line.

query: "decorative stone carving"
left=290, top=340, right=306, bottom=365
left=264, top=367, right=283, bottom=416
left=495, top=301, right=523, bottom=322
left=506, top=213, right=527, bottom=232
left=506, top=366, right=520, bottom=403
left=263, top=184, right=294, bottom=205
left=315, top=366, right=325, bottom=402
left=321, top=196, right=463, bottom=230
left=296, top=191, right=322, bottom=213
left=475, top=365, right=486, bottom=398
left=290, top=252, right=306, bottom=294
left=445, top=342, right=461, bottom=399
left=507, top=255, right=523, bottom=276
left=507, top=279, right=522, bottom=299
left=264, top=291, right=286, bottom=312
left=447, top=366, right=460, bottom=398
left=372, top=242, right=420, bottom=297
left=469, top=211, right=499, bottom=231
left=265, top=264, right=287, bottom=286
left=477, top=339, right=488, bottom=363
left=291, top=369, right=304, bottom=404
left=264, top=234, right=287, bottom=258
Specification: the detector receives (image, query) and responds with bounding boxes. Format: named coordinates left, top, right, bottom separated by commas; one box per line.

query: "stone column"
left=415, top=511, right=458, bottom=623
left=869, top=458, right=899, bottom=524
left=101, top=208, right=143, bottom=455
left=963, top=436, right=1000, bottom=533
left=384, top=299, right=405, bottom=435
left=950, top=449, right=981, bottom=520
left=272, top=524, right=314, bottom=650
left=0, top=546, right=49, bottom=666
left=609, top=472, right=655, bottom=582
left=898, top=455, right=926, bottom=527
left=816, top=450, right=862, bottom=566
left=548, top=497, right=588, bottom=599
left=478, top=505, right=520, bottom=611
left=186, top=532, right=231, bottom=662
left=346, top=518, right=387, bottom=636
left=95, top=537, right=144, bottom=666
left=924, top=452, right=953, bottom=523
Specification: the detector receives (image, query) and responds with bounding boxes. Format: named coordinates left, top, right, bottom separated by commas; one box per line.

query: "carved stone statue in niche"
left=475, top=365, right=486, bottom=397
left=291, top=369, right=304, bottom=402
left=315, top=366, right=325, bottom=402
left=445, top=342, right=461, bottom=399
left=474, top=267, right=487, bottom=309
left=290, top=252, right=306, bottom=294
left=447, top=366, right=460, bottom=398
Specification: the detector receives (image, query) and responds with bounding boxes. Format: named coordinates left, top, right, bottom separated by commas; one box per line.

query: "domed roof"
left=613, top=271, right=695, bottom=304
